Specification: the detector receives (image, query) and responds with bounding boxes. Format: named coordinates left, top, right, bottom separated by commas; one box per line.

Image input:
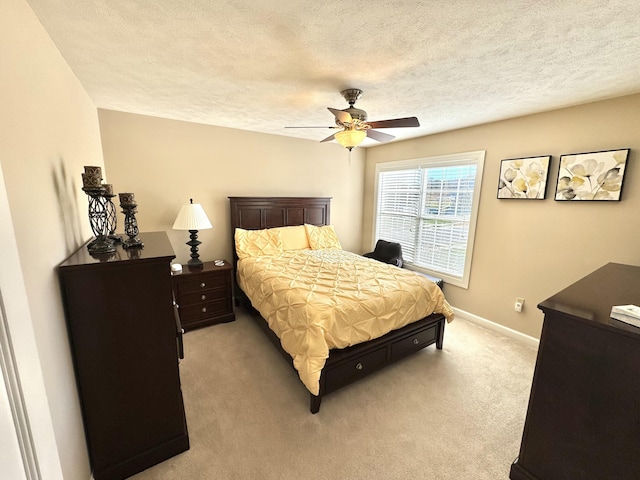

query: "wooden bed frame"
left=229, top=196, right=446, bottom=413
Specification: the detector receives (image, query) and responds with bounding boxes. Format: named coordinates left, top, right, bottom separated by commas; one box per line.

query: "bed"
left=229, top=196, right=454, bottom=413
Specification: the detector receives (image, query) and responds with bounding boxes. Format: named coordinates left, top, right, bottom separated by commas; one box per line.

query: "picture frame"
left=497, top=155, right=551, bottom=199
left=555, top=148, right=630, bottom=201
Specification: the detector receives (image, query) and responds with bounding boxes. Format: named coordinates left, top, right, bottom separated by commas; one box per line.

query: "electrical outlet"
left=515, top=297, right=525, bottom=312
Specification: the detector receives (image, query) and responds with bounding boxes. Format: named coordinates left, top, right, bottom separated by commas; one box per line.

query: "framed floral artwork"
left=497, top=155, right=551, bottom=199
left=555, top=148, right=630, bottom=201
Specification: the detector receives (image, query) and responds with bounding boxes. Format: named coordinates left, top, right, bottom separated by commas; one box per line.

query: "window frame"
left=373, top=150, right=485, bottom=289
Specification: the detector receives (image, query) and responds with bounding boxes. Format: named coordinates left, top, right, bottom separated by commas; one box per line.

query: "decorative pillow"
left=269, top=225, right=310, bottom=251
left=304, top=224, right=342, bottom=250
left=235, top=228, right=283, bottom=259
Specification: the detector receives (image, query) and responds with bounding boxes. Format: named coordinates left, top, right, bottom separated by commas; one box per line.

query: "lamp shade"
left=335, top=129, right=367, bottom=150
left=172, top=200, right=212, bottom=231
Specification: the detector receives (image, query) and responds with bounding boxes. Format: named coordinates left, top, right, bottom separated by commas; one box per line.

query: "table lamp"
left=172, top=199, right=212, bottom=266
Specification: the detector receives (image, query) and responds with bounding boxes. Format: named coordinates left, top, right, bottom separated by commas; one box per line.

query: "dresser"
left=58, top=231, right=189, bottom=480
left=172, top=260, right=235, bottom=331
left=510, top=263, right=640, bottom=480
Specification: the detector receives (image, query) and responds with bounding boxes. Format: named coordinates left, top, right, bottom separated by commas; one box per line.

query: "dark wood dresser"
left=58, top=231, right=189, bottom=480
left=172, top=260, right=235, bottom=331
left=510, top=263, right=640, bottom=480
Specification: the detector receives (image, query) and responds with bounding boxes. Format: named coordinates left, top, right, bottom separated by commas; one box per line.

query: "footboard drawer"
left=390, top=325, right=437, bottom=361
left=324, top=347, right=387, bottom=392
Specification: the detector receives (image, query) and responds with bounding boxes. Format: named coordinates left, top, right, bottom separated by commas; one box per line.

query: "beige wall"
left=101, top=97, right=640, bottom=341
left=98, top=110, right=365, bottom=265
left=365, top=94, right=640, bottom=338
left=1, top=0, right=103, bottom=478
left=3, top=3, right=638, bottom=476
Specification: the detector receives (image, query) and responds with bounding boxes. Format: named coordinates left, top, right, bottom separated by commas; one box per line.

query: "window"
left=373, top=151, right=485, bottom=288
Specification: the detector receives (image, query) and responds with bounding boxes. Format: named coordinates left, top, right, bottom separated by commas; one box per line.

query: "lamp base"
left=186, top=229, right=203, bottom=266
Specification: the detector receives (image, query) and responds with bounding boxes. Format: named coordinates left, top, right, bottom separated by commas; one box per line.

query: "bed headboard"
left=229, top=196, right=331, bottom=231
left=228, top=196, right=332, bottom=268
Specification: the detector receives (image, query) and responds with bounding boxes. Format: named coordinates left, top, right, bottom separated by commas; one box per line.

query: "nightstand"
left=172, top=260, right=235, bottom=331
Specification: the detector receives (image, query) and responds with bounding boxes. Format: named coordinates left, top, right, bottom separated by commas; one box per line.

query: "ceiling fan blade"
left=367, top=129, right=395, bottom=143
left=285, top=126, right=337, bottom=129
left=320, top=133, right=336, bottom=143
left=366, top=117, right=420, bottom=129
left=328, top=107, right=353, bottom=124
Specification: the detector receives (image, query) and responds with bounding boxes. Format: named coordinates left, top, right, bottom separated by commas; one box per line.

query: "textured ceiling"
left=26, top=0, right=640, bottom=147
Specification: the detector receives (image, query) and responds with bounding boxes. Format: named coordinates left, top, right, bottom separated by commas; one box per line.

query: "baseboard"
left=452, top=307, right=540, bottom=348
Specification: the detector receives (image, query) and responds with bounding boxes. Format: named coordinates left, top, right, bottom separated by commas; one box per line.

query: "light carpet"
left=131, top=309, right=537, bottom=480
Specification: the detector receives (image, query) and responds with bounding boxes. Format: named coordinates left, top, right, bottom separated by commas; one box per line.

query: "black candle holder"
left=120, top=202, right=143, bottom=249
left=103, top=189, right=122, bottom=244
left=83, top=186, right=116, bottom=254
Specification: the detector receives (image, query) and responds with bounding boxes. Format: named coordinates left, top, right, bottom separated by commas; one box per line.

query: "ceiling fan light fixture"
left=335, top=129, right=366, bottom=151
left=285, top=88, right=419, bottom=147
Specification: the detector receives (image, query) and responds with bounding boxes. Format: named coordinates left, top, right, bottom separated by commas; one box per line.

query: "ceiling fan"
left=286, top=89, right=420, bottom=150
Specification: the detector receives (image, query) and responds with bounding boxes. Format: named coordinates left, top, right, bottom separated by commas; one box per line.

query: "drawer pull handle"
left=201, top=307, right=207, bottom=313
left=412, top=338, right=419, bottom=345
left=201, top=294, right=206, bottom=300
left=200, top=282, right=206, bottom=288
left=355, top=362, right=363, bottom=370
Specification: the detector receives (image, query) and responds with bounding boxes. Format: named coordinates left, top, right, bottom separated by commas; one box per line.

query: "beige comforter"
left=237, top=249, right=454, bottom=395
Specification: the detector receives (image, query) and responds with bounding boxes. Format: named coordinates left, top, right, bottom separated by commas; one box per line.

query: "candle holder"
left=119, top=193, right=143, bottom=249
left=83, top=185, right=116, bottom=254
left=102, top=184, right=122, bottom=244
left=81, top=166, right=117, bottom=254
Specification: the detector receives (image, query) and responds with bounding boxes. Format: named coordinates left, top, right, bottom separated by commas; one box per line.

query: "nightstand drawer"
left=179, top=298, right=230, bottom=321
left=175, top=273, right=228, bottom=294
left=179, top=286, right=227, bottom=306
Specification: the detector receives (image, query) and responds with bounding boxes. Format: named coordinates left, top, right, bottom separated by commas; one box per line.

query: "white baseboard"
left=452, top=307, right=540, bottom=348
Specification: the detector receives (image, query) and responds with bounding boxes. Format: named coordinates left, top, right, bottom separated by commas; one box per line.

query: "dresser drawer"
left=324, top=347, right=387, bottom=392
left=390, top=325, right=437, bottom=360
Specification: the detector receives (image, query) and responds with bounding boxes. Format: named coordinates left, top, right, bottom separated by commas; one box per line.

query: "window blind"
left=375, top=153, right=483, bottom=287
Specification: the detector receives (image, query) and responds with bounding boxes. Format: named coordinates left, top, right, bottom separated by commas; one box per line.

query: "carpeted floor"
left=130, top=309, right=537, bottom=480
